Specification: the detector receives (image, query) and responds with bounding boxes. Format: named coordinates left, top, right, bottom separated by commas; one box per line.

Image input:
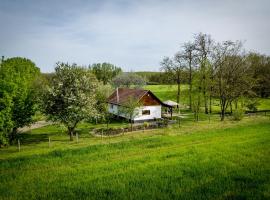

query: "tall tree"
left=0, top=57, right=40, bottom=143
left=161, top=55, right=186, bottom=105
left=194, top=33, right=213, bottom=114
left=183, top=42, right=196, bottom=110
left=89, top=63, right=122, bottom=85
left=42, top=63, right=98, bottom=141
left=212, top=41, right=253, bottom=121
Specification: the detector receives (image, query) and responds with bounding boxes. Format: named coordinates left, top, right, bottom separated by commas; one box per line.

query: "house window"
left=142, top=110, right=150, bottom=115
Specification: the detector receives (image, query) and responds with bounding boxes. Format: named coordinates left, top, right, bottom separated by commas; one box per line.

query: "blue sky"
left=1, top=0, right=269, bottom=72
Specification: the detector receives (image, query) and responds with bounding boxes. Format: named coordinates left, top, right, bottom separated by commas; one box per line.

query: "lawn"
left=1, top=115, right=269, bottom=199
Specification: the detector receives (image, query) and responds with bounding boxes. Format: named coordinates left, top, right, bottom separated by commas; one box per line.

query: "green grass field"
left=144, top=84, right=270, bottom=111
left=1, top=115, right=270, bottom=199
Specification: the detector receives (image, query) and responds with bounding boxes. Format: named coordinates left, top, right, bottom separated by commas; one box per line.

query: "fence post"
left=101, top=129, right=103, bottom=142
left=48, top=137, right=51, bottom=148
left=18, top=139, right=20, bottom=152
left=76, top=133, right=79, bottom=143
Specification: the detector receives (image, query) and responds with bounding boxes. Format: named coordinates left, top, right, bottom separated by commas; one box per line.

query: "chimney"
left=116, top=87, right=119, bottom=103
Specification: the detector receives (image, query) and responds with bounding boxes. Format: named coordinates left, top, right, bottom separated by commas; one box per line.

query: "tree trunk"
left=9, top=127, right=18, bottom=144
left=209, top=95, right=212, bottom=114
left=235, top=100, right=238, bottom=110
left=189, top=59, right=192, bottom=110
left=177, top=82, right=180, bottom=105
left=220, top=99, right=227, bottom=121
left=221, top=109, right=225, bottom=121
left=177, top=72, right=181, bottom=105
left=68, top=127, right=74, bottom=141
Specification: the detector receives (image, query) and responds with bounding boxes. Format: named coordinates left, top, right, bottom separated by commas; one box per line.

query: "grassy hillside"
left=1, top=116, right=269, bottom=199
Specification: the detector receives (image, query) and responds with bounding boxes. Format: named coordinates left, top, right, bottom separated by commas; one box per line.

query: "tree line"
left=160, top=33, right=270, bottom=121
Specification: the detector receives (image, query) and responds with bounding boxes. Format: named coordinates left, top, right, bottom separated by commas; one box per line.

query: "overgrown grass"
left=1, top=116, right=269, bottom=199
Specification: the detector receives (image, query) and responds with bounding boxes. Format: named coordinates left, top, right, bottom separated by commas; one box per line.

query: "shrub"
left=245, top=99, right=260, bottom=112
left=232, top=109, right=244, bottom=121
left=0, top=132, right=8, bottom=147
left=143, top=122, right=149, bottom=128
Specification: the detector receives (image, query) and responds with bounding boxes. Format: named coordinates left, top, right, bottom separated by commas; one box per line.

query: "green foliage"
left=95, top=84, right=113, bottom=121
left=112, top=72, right=146, bottom=88
left=119, top=96, right=142, bottom=130
left=89, top=62, right=122, bottom=85
left=247, top=52, right=270, bottom=98
left=143, top=121, right=149, bottom=128
left=245, top=98, right=260, bottom=111
left=0, top=57, right=40, bottom=143
left=135, top=71, right=179, bottom=85
left=232, top=109, right=244, bottom=121
left=42, top=62, right=98, bottom=140
left=0, top=132, right=8, bottom=147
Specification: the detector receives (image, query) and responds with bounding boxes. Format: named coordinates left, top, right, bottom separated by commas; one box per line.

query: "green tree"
left=112, top=72, right=146, bottom=88
left=95, top=83, right=113, bottom=125
left=247, top=53, right=270, bottom=98
left=194, top=33, right=213, bottom=114
left=89, top=63, right=122, bottom=85
left=0, top=57, right=40, bottom=143
left=183, top=42, right=196, bottom=110
left=119, top=97, right=141, bottom=131
left=161, top=55, right=186, bottom=105
left=42, top=63, right=98, bottom=141
left=212, top=41, right=254, bottom=121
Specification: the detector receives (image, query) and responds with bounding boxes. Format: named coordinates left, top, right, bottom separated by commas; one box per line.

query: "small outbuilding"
left=163, top=100, right=179, bottom=118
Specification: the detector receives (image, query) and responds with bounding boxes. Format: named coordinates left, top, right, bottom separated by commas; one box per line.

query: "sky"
left=0, top=0, right=270, bottom=72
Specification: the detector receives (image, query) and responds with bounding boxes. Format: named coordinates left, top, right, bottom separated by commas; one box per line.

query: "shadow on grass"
left=19, top=132, right=50, bottom=144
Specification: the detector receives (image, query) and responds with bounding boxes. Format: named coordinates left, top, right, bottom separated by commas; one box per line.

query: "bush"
left=232, top=109, right=244, bottom=121
left=0, top=132, right=8, bottom=147
left=245, top=99, right=260, bottom=112
left=143, top=122, right=149, bottom=128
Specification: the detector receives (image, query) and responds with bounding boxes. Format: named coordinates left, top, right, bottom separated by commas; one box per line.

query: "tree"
left=183, top=42, right=196, bottom=110
left=161, top=55, right=186, bottom=105
left=119, top=97, right=141, bottom=131
left=95, top=83, right=113, bottom=125
left=194, top=33, right=213, bottom=114
left=42, top=63, right=98, bottom=141
left=246, top=53, right=270, bottom=98
left=0, top=57, right=40, bottom=143
left=112, top=72, right=146, bottom=88
left=89, top=63, right=122, bottom=85
left=212, top=41, right=254, bottom=121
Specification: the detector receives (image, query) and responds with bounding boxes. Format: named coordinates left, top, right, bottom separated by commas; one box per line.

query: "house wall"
left=108, top=103, right=161, bottom=121
left=108, top=103, right=119, bottom=115
left=134, top=105, right=161, bottom=121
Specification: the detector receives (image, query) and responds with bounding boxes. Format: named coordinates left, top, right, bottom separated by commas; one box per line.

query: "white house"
left=107, top=88, right=169, bottom=122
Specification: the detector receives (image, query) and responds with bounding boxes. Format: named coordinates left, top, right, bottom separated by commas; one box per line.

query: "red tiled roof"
left=107, top=88, right=148, bottom=105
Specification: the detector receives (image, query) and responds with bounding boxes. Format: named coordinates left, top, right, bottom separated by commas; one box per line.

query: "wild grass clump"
left=232, top=109, right=244, bottom=121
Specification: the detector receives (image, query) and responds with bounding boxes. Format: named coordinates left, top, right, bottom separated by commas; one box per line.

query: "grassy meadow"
left=1, top=85, right=270, bottom=199
left=1, top=114, right=270, bottom=199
